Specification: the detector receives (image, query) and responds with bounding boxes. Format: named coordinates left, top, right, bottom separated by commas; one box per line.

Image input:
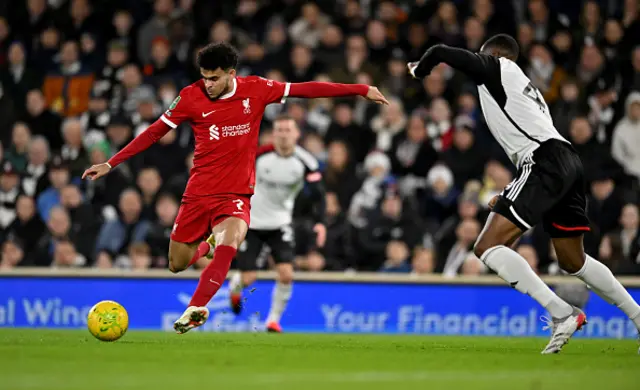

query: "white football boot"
left=173, top=306, right=209, bottom=334
left=540, top=307, right=587, bottom=354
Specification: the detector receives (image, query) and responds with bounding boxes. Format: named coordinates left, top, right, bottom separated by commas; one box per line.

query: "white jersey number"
left=280, top=225, right=294, bottom=243
left=523, top=82, right=546, bottom=113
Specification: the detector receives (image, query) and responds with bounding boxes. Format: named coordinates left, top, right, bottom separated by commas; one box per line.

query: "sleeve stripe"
left=294, top=146, right=319, bottom=171
left=280, top=82, right=291, bottom=104
left=160, top=115, right=177, bottom=129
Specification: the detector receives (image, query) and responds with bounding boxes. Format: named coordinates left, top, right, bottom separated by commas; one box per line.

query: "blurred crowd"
left=1, top=0, right=639, bottom=277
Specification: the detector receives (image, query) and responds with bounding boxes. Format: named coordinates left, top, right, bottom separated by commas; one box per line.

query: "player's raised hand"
left=82, top=163, right=111, bottom=181
left=365, top=86, right=389, bottom=105
left=313, top=223, right=327, bottom=248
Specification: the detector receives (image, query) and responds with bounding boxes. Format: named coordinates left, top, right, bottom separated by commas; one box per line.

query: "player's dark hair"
left=196, top=42, right=239, bottom=71
left=480, top=34, right=520, bottom=62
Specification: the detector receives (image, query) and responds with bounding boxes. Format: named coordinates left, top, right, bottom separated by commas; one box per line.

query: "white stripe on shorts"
left=507, top=163, right=532, bottom=201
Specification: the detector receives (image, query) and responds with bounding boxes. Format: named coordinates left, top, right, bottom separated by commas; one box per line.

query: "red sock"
left=187, top=241, right=212, bottom=268
left=189, top=245, right=236, bottom=307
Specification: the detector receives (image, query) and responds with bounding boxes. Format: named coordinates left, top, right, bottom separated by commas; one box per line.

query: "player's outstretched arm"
left=82, top=120, right=171, bottom=181
left=288, top=82, right=389, bottom=105
left=407, top=44, right=492, bottom=85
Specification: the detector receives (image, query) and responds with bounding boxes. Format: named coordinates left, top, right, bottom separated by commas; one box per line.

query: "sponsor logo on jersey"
left=209, top=123, right=251, bottom=140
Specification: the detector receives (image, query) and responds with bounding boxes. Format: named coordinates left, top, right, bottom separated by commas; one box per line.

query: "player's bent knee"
left=557, top=253, right=586, bottom=274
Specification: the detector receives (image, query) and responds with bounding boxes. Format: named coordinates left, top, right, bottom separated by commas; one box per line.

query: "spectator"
left=289, top=2, right=328, bottom=49
left=460, top=254, right=486, bottom=276
left=42, top=40, right=94, bottom=117
left=36, top=155, right=71, bottom=222
left=6, top=195, right=45, bottom=259
left=389, top=114, right=438, bottom=185
left=379, top=240, right=411, bottom=273
left=370, top=97, right=407, bottom=152
left=95, top=189, right=151, bottom=267
left=0, top=235, right=27, bottom=269
left=319, top=192, right=351, bottom=270
left=136, top=167, right=163, bottom=220
left=2, top=41, right=42, bottom=115
left=551, top=78, right=582, bottom=137
left=588, top=173, right=625, bottom=238
left=60, top=118, right=89, bottom=178
left=60, top=184, right=99, bottom=260
left=0, top=160, right=21, bottom=230
left=526, top=42, right=567, bottom=104
left=50, top=240, right=86, bottom=269
left=411, top=247, right=436, bottom=275
left=599, top=204, right=640, bottom=274
left=34, top=206, right=77, bottom=267
left=569, top=116, right=620, bottom=183
left=22, top=136, right=51, bottom=197
left=611, top=92, right=640, bottom=183
left=441, top=218, right=481, bottom=277
left=4, top=122, right=31, bottom=173
left=85, top=140, right=131, bottom=211
left=323, top=140, right=360, bottom=211
left=442, top=117, right=488, bottom=190
left=356, top=194, right=421, bottom=271
left=348, top=150, right=395, bottom=229
left=422, top=164, right=458, bottom=225
left=20, top=89, right=63, bottom=151
left=145, top=193, right=178, bottom=269
left=137, top=0, right=173, bottom=65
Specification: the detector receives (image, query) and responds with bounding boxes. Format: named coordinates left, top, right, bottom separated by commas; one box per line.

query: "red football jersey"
left=160, top=76, right=290, bottom=200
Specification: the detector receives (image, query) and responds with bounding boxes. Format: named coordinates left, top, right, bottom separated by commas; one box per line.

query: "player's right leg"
left=168, top=201, right=213, bottom=333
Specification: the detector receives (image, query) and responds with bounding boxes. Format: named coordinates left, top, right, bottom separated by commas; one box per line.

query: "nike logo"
left=209, top=279, right=220, bottom=286
left=510, top=281, right=519, bottom=288
left=202, top=110, right=216, bottom=117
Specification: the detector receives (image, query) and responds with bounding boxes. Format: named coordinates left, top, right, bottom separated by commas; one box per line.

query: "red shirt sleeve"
left=159, top=87, right=192, bottom=129
left=107, top=120, right=172, bottom=168
left=256, top=77, right=289, bottom=105
left=288, top=82, right=369, bottom=99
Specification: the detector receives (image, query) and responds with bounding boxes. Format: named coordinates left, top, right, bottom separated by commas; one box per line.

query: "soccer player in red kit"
left=83, top=42, right=389, bottom=333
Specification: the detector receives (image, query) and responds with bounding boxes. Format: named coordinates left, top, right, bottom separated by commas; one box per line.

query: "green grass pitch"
left=1, top=329, right=638, bottom=390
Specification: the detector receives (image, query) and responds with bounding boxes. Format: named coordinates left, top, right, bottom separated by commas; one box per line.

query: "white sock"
left=573, top=255, right=640, bottom=330
left=266, top=282, right=292, bottom=324
left=481, top=245, right=573, bottom=318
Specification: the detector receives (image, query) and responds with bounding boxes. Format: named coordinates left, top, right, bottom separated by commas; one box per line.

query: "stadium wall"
left=1, top=269, right=639, bottom=339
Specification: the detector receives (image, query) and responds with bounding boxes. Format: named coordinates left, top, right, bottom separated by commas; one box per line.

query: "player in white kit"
left=228, top=115, right=326, bottom=332
left=408, top=34, right=640, bottom=354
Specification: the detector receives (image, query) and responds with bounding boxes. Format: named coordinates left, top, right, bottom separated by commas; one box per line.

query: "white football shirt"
left=249, top=145, right=320, bottom=230
left=477, top=57, right=569, bottom=167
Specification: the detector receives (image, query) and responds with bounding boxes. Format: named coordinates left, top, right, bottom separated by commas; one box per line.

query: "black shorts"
left=493, top=139, right=591, bottom=238
left=235, top=226, right=296, bottom=271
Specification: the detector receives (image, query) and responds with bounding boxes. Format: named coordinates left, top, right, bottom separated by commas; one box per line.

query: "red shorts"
left=170, top=194, right=252, bottom=244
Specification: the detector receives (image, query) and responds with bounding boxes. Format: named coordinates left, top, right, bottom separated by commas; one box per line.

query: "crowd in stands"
left=0, top=0, right=639, bottom=277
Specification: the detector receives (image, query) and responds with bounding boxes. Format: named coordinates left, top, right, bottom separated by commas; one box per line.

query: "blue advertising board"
left=0, top=277, right=638, bottom=338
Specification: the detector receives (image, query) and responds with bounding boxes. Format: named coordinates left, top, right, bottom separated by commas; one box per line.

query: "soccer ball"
left=87, top=300, right=129, bottom=342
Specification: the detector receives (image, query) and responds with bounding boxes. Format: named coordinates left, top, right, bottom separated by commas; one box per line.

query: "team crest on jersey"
left=243, top=98, right=251, bottom=114
left=169, top=96, right=181, bottom=110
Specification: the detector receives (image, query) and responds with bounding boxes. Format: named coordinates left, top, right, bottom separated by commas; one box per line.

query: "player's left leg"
left=264, top=224, right=296, bottom=333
